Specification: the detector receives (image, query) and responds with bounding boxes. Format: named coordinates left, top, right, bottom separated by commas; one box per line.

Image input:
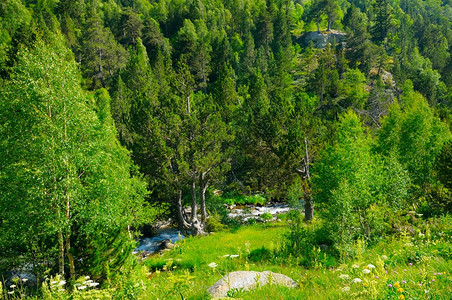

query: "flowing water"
left=135, top=228, right=184, bottom=253
left=227, top=202, right=291, bottom=222
left=135, top=203, right=291, bottom=253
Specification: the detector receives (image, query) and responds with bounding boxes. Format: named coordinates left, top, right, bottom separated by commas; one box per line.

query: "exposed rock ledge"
left=296, top=30, right=346, bottom=49
left=207, top=271, right=298, bottom=298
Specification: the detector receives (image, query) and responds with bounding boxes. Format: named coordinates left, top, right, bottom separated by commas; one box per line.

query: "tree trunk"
left=317, top=19, right=321, bottom=32
left=304, top=191, right=314, bottom=222
left=58, top=228, right=65, bottom=275
left=295, top=136, right=314, bottom=222
left=127, top=225, right=132, bottom=240
left=174, top=189, right=190, bottom=236
left=30, top=246, right=40, bottom=287
left=303, top=136, right=313, bottom=222
left=200, top=175, right=209, bottom=225
left=65, top=195, right=75, bottom=282
left=191, top=180, right=197, bottom=223
left=189, top=180, right=206, bottom=235
left=66, top=234, right=76, bottom=282
left=327, top=19, right=332, bottom=31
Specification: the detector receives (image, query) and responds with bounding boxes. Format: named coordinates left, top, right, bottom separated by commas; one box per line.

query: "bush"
left=248, top=246, right=272, bottom=262
left=280, top=211, right=337, bottom=268
left=206, top=212, right=226, bottom=232
left=220, top=192, right=267, bottom=206
left=260, top=212, right=273, bottom=221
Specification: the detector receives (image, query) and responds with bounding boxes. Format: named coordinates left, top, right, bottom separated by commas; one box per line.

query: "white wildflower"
left=351, top=264, right=360, bottom=269
left=230, top=255, right=239, bottom=258
left=381, top=255, right=388, bottom=260
left=222, top=254, right=230, bottom=258
left=352, top=278, right=362, bottom=283
left=362, top=269, right=371, bottom=274
left=339, top=274, right=350, bottom=280
left=84, top=276, right=90, bottom=280
left=77, top=285, right=87, bottom=290
left=10, top=285, right=16, bottom=289
left=22, top=279, right=28, bottom=283
left=367, top=264, right=376, bottom=269
left=50, top=281, right=57, bottom=285
left=58, top=280, right=66, bottom=286
left=341, top=286, right=350, bottom=292
left=8, top=291, right=14, bottom=295
left=89, top=282, right=99, bottom=287
left=208, top=262, right=218, bottom=268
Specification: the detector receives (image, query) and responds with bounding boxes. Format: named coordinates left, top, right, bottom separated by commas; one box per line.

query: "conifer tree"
left=372, top=0, right=392, bottom=44
left=81, top=9, right=127, bottom=89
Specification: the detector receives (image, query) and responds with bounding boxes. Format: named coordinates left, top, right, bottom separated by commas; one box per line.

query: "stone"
left=296, top=30, right=346, bottom=49
left=164, top=241, right=175, bottom=249
left=158, top=239, right=175, bottom=251
left=319, top=244, right=329, bottom=251
left=207, top=271, right=298, bottom=298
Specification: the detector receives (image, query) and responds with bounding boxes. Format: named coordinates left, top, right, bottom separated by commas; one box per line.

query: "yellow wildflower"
left=363, top=282, right=368, bottom=287
left=394, top=282, right=400, bottom=288
left=399, top=295, right=405, bottom=300
left=397, top=288, right=404, bottom=293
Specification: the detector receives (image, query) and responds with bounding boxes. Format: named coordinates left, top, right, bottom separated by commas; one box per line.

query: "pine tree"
left=81, top=9, right=127, bottom=89
left=372, top=0, right=392, bottom=45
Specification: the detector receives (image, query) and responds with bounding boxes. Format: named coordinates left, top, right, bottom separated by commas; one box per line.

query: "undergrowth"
left=10, top=215, right=451, bottom=299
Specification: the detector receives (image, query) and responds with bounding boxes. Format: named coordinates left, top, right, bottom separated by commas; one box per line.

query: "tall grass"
left=140, top=215, right=452, bottom=299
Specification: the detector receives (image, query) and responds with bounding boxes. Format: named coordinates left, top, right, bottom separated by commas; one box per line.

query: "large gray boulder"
left=207, top=271, right=298, bottom=298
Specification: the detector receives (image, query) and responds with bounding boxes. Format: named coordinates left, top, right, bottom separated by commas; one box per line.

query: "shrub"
left=280, top=211, right=337, bottom=267
left=260, top=212, right=273, bottom=221
left=436, top=140, right=452, bottom=190
left=206, top=212, right=226, bottom=232
left=248, top=246, right=273, bottom=262
left=220, top=192, right=268, bottom=205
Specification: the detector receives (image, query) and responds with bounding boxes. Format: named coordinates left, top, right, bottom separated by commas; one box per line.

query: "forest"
left=0, top=0, right=451, bottom=298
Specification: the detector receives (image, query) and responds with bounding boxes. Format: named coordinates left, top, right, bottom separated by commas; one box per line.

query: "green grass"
left=144, top=223, right=287, bottom=272
left=34, top=217, right=452, bottom=299
left=139, top=220, right=452, bottom=300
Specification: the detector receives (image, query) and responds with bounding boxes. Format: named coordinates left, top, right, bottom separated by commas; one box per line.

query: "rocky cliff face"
left=296, top=30, right=346, bottom=49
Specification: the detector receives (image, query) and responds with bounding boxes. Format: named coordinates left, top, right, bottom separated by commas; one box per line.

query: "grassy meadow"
left=137, top=215, right=452, bottom=299
left=4, top=212, right=451, bottom=299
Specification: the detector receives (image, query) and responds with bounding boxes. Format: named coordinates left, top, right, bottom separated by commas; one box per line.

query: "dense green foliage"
left=1, top=0, right=452, bottom=298
left=0, top=33, right=154, bottom=288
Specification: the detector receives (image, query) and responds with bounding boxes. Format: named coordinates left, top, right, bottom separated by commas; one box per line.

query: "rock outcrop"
left=207, top=271, right=298, bottom=298
left=296, top=30, right=346, bottom=49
